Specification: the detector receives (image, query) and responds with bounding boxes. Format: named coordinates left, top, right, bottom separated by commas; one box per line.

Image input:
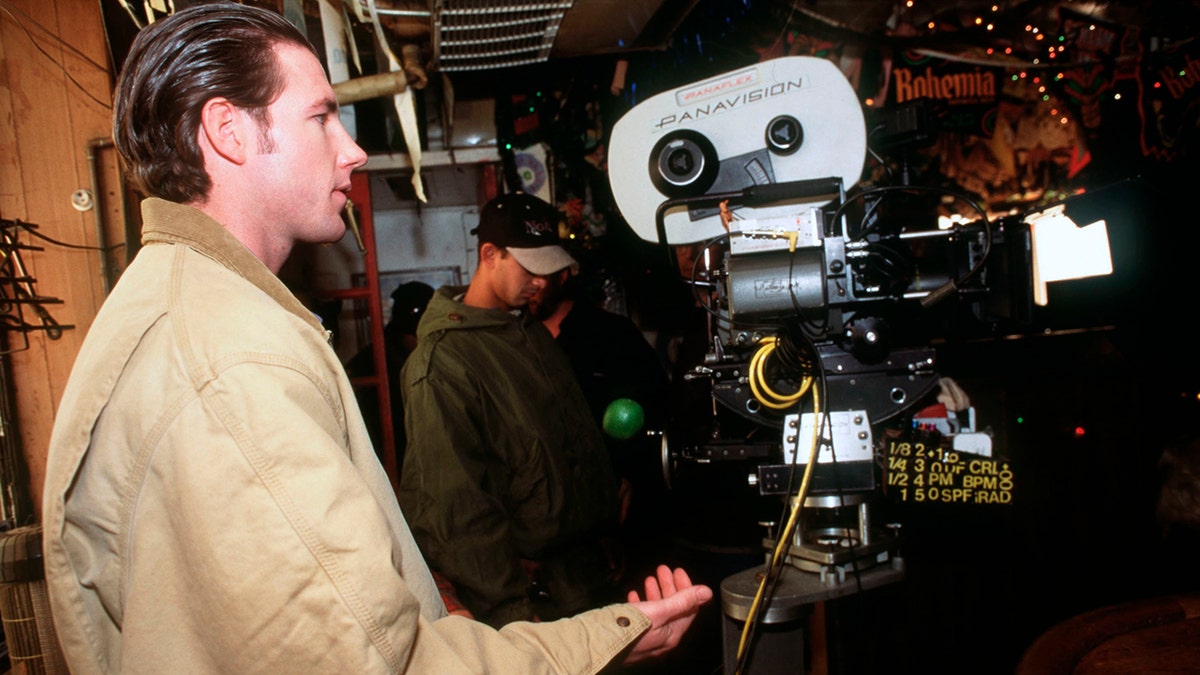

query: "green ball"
left=602, top=398, right=645, bottom=440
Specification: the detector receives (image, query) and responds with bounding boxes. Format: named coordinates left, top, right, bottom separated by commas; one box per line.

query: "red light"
left=1073, top=426, right=1086, bottom=438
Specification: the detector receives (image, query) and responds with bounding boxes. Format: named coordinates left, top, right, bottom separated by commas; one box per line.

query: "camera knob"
left=766, top=115, right=804, bottom=155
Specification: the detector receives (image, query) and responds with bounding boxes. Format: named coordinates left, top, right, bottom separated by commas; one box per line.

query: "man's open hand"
left=624, top=565, right=713, bottom=663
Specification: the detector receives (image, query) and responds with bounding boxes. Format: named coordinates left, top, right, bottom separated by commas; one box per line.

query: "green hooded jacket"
left=398, top=286, right=621, bottom=627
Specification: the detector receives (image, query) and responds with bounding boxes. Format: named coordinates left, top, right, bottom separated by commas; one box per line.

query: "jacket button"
left=448, top=312, right=462, bottom=322
left=616, top=616, right=631, bottom=627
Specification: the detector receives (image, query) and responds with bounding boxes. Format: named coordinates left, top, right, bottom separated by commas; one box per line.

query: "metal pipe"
left=333, top=71, right=408, bottom=105
left=119, top=149, right=135, bottom=265
left=86, top=137, right=113, bottom=295
left=372, top=8, right=430, bottom=18
left=858, top=501, right=871, bottom=546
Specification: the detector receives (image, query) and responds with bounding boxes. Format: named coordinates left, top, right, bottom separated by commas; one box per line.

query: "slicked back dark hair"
left=113, top=2, right=317, bottom=203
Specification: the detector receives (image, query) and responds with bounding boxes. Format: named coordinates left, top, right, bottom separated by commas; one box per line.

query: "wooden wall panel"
left=0, top=0, right=120, bottom=523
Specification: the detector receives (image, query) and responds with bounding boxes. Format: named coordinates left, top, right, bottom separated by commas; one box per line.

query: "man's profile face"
left=244, top=43, right=367, bottom=248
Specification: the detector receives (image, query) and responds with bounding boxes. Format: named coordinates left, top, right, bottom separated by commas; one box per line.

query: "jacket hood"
left=416, top=285, right=533, bottom=338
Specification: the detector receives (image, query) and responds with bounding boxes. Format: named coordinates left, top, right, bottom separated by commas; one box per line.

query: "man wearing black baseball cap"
left=398, top=191, right=625, bottom=627
left=470, top=191, right=578, bottom=279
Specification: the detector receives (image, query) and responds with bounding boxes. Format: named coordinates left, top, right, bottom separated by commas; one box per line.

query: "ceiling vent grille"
left=432, top=1, right=574, bottom=72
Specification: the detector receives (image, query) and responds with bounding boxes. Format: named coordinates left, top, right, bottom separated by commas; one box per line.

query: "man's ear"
left=479, top=242, right=503, bottom=267
left=198, top=98, right=249, bottom=165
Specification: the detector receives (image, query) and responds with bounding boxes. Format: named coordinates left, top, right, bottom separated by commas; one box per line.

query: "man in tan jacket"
left=40, top=3, right=710, bottom=673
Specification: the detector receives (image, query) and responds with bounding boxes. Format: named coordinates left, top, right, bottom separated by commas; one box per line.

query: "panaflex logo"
left=523, top=218, right=554, bottom=237
left=676, top=67, right=760, bottom=105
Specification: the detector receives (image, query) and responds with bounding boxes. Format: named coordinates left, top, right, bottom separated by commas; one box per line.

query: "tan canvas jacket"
left=41, top=199, right=648, bottom=674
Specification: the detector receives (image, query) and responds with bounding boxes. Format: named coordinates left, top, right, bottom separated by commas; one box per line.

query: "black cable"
left=0, top=1, right=113, bottom=110
left=784, top=241, right=833, bottom=340
left=826, top=417, right=865, bottom=600
left=13, top=220, right=124, bottom=252
left=814, top=376, right=872, bottom=675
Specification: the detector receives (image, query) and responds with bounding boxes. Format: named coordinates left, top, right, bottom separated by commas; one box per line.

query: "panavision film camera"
left=610, top=54, right=998, bottom=499
left=608, top=56, right=1015, bottom=634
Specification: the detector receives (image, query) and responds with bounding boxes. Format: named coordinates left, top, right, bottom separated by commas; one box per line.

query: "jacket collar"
left=140, top=198, right=325, bottom=335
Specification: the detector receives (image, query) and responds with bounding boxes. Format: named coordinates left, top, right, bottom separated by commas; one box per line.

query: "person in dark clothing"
left=529, top=267, right=672, bottom=586
left=345, top=281, right=434, bottom=463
